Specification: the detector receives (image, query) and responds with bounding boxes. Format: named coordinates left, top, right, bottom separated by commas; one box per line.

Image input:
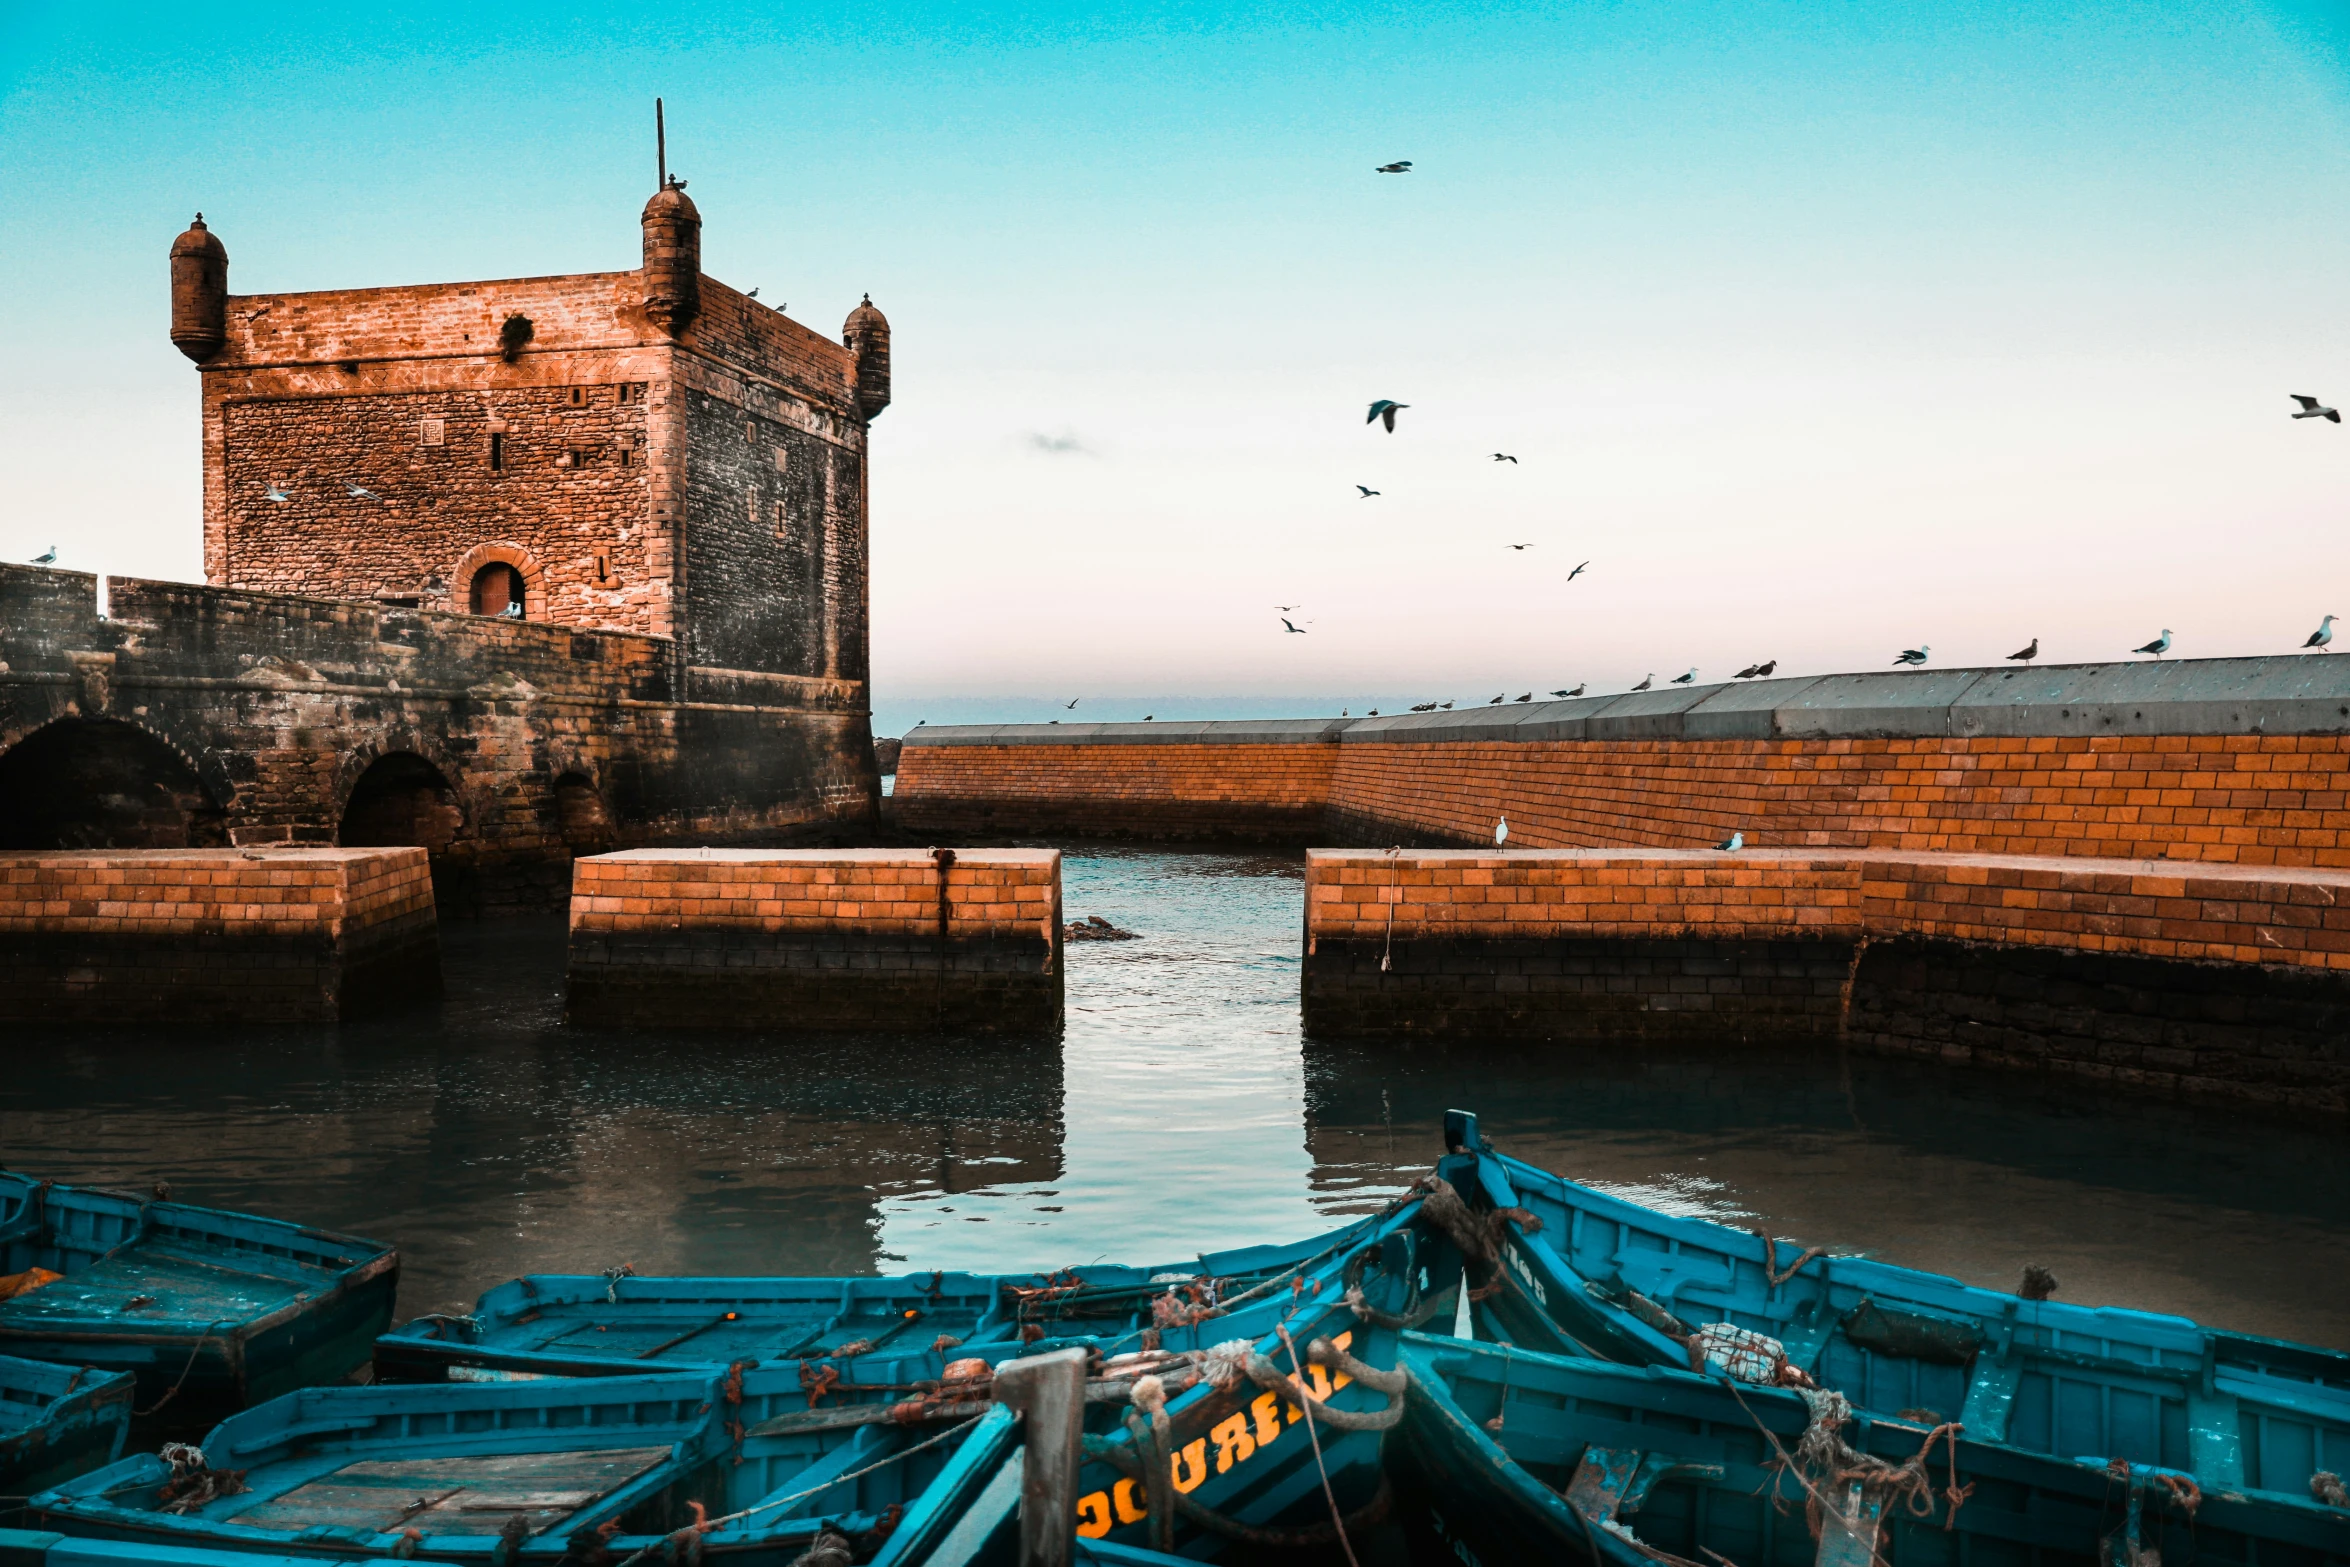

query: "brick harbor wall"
left=0, top=847, right=439, bottom=1022
left=1301, top=849, right=2350, bottom=1112
left=565, top=848, right=1063, bottom=1031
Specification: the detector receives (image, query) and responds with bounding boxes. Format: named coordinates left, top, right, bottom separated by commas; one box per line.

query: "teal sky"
left=6, top=2, right=2349, bottom=728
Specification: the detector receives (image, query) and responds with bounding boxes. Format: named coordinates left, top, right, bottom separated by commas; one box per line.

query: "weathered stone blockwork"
left=0, top=847, right=437, bottom=1021
left=565, top=848, right=1062, bottom=1031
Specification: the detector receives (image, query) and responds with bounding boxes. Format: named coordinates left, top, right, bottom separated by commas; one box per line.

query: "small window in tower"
left=772, top=446, right=789, bottom=473
left=773, top=500, right=788, bottom=535
left=744, top=421, right=757, bottom=443
left=618, top=448, right=632, bottom=468
left=419, top=418, right=445, bottom=447
left=470, top=562, right=526, bottom=619
left=488, top=433, right=504, bottom=471
left=568, top=387, right=587, bottom=408
left=618, top=383, right=641, bottom=405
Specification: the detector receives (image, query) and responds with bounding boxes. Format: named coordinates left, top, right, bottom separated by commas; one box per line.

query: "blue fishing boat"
left=0, top=1355, right=135, bottom=1501
left=0, top=1174, right=398, bottom=1425
left=0, top=1529, right=467, bottom=1567
left=374, top=1221, right=1418, bottom=1382
left=1436, top=1109, right=2350, bottom=1511
left=1393, top=1332, right=2350, bottom=1567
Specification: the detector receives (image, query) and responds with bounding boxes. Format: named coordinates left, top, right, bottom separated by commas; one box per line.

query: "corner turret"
left=170, top=213, right=228, bottom=362
left=845, top=294, right=890, bottom=421
left=641, top=178, right=701, bottom=338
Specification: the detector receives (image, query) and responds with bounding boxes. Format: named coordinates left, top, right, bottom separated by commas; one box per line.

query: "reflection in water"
left=0, top=846, right=2344, bottom=1351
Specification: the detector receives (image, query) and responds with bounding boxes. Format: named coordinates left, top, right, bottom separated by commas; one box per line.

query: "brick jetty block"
left=1304, top=849, right=2350, bottom=1112
left=0, top=847, right=439, bottom=1022
left=565, top=848, right=1063, bottom=1031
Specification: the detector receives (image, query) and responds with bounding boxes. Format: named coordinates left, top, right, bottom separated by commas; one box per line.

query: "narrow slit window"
left=488, top=432, right=504, bottom=471
left=568, top=386, right=587, bottom=407
left=773, top=500, right=788, bottom=534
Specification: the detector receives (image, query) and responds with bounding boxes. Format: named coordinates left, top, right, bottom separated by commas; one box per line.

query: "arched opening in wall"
left=339, top=753, right=462, bottom=854
left=470, top=562, right=526, bottom=619
left=0, top=719, right=228, bottom=849
left=553, top=772, right=616, bottom=857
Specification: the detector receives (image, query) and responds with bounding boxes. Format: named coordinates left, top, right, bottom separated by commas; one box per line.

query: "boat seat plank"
left=0, top=1248, right=316, bottom=1329
left=226, top=1446, right=670, bottom=1536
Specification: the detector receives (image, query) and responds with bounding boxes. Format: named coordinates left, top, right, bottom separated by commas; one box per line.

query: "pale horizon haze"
left=5, top=1, right=2350, bottom=739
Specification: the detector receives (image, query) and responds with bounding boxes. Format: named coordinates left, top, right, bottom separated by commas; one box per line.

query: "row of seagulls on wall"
left=1734, top=661, right=1777, bottom=679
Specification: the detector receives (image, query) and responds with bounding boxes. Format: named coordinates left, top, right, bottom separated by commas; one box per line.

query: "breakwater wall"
left=894, top=659, right=2350, bottom=864
left=564, top=848, right=1063, bottom=1031
left=0, top=847, right=439, bottom=1021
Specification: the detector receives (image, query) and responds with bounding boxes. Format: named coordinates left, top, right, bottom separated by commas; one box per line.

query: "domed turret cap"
left=172, top=212, right=228, bottom=263
left=642, top=179, right=700, bottom=224
left=845, top=293, right=888, bottom=336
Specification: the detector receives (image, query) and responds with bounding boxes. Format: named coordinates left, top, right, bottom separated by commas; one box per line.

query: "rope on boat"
left=1746, top=1226, right=1828, bottom=1290
left=1278, top=1323, right=1364, bottom=1567
left=138, top=1321, right=235, bottom=1419
left=2316, top=1471, right=2349, bottom=1509
left=155, top=1443, right=249, bottom=1513
left=1416, top=1175, right=1541, bottom=1301
left=1719, top=1378, right=1971, bottom=1567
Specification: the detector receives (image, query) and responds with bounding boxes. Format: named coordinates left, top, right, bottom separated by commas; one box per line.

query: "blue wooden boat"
left=0, top=1174, right=398, bottom=1425
left=0, top=1355, right=135, bottom=1501
left=1393, top=1331, right=2350, bottom=1567
left=374, top=1220, right=1414, bottom=1382
left=1436, top=1109, right=2350, bottom=1512
left=0, top=1528, right=467, bottom=1566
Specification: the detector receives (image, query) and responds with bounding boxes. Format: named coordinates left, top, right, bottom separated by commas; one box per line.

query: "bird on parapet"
left=1493, top=453, right=1518, bottom=463
left=2305, top=615, right=2337, bottom=652
left=1376, top=161, right=1413, bottom=173
left=1715, top=830, right=1744, bottom=852
left=1672, top=668, right=1697, bottom=684
left=747, top=288, right=759, bottom=298
left=2008, top=637, right=2038, bottom=663
left=2133, top=629, right=2172, bottom=659
left=1488, top=693, right=1505, bottom=704
left=1893, top=645, right=1930, bottom=666
left=1366, top=399, right=1408, bottom=432
left=1440, top=701, right=1453, bottom=709
left=2292, top=395, right=2340, bottom=424
left=1734, top=664, right=1760, bottom=679
left=1515, top=692, right=1532, bottom=702
left=28, top=545, right=57, bottom=565
left=1280, top=618, right=1308, bottom=634
left=1752, top=660, right=1776, bottom=677
left=1631, top=674, right=1652, bottom=691
left=1557, top=684, right=1585, bottom=697
left=1495, top=816, right=1510, bottom=847
left=1411, top=702, right=1437, bottom=712
left=1357, top=485, right=1380, bottom=498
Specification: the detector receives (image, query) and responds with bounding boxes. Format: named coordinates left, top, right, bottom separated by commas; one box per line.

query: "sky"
left=5, top=1, right=2350, bottom=734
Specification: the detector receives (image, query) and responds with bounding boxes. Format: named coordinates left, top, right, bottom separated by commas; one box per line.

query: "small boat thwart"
left=0, top=1175, right=398, bottom=1426
left=0, top=1355, right=135, bottom=1502
left=1436, top=1110, right=2350, bottom=1510
left=1393, top=1332, right=2350, bottom=1567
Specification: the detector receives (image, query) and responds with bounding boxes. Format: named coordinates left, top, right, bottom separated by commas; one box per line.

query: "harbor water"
left=2, top=845, right=2344, bottom=1349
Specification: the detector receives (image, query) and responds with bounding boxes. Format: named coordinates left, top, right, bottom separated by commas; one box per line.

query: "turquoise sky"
left=5, top=2, right=2349, bottom=724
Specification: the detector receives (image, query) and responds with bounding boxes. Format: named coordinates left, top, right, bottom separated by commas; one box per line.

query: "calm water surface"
left=3, top=846, right=2345, bottom=1348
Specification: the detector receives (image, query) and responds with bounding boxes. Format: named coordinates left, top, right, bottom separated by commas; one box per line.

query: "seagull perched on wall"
left=2132, top=629, right=2173, bottom=659
left=1515, top=692, right=1532, bottom=702
left=345, top=482, right=380, bottom=500
left=1488, top=693, right=1505, bottom=704
left=1753, top=660, right=1776, bottom=677
left=2007, top=637, right=2038, bottom=663
left=1280, top=618, right=1308, bottom=634
left=1557, top=684, right=1585, bottom=697
left=1492, top=453, right=1518, bottom=463
left=28, top=545, right=57, bottom=565
left=264, top=485, right=290, bottom=503
left=1357, top=485, right=1380, bottom=498
left=2305, top=615, right=2337, bottom=652
left=1715, top=830, right=1744, bottom=852
left=1440, top=701, right=1453, bottom=709
left=1671, top=668, right=1697, bottom=684
left=2292, top=395, right=2341, bottom=423
left=1366, top=399, right=1408, bottom=432
left=1631, top=674, right=1652, bottom=692
left=1892, top=644, right=1930, bottom=666
left=1376, top=160, right=1413, bottom=173
left=1495, top=816, right=1509, bottom=847
left=1410, top=702, right=1436, bottom=711
left=1733, top=663, right=1761, bottom=679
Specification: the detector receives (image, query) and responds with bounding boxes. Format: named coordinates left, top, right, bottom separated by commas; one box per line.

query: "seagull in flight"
left=264, top=484, right=290, bottom=503
left=1064, top=698, right=1080, bottom=709
left=1671, top=668, right=1697, bottom=684
left=2132, top=629, right=2172, bottom=659
left=2306, top=615, right=2338, bottom=652
left=1893, top=644, right=1930, bottom=666
left=1357, top=485, right=1380, bottom=498
left=345, top=482, right=380, bottom=500
left=1554, top=685, right=1585, bottom=698
left=1275, top=604, right=1303, bottom=612
left=1567, top=561, right=1589, bottom=580
left=1715, top=830, right=1744, bottom=852
left=29, top=545, right=57, bottom=565
left=1630, top=673, right=1653, bottom=692
left=1505, top=543, right=1534, bottom=551
left=2292, top=395, right=2340, bottom=424
left=1280, top=618, right=1308, bottom=634
left=1376, top=161, right=1413, bottom=174
left=1366, top=399, right=1408, bottom=432
left=2007, top=637, right=2038, bottom=664
left=1492, top=453, right=1518, bottom=463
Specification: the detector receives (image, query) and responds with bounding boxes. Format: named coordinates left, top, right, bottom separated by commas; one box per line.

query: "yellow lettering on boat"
left=1172, top=1438, right=1210, bottom=1494
left=1113, top=1478, right=1149, bottom=1524
left=1074, top=1493, right=1112, bottom=1539
left=1211, top=1412, right=1256, bottom=1474
left=1249, top=1391, right=1283, bottom=1445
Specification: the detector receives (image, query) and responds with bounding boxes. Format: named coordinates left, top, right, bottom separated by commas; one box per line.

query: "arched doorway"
left=470, top=562, right=526, bottom=619
left=339, top=753, right=462, bottom=852
left=553, top=772, right=616, bottom=857
left=0, top=719, right=227, bottom=849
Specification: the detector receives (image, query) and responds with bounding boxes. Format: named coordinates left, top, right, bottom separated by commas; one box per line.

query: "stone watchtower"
left=169, top=184, right=890, bottom=695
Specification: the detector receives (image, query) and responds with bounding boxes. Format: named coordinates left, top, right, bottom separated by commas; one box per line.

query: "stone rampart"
left=564, top=848, right=1062, bottom=1031
left=0, top=847, right=438, bottom=1021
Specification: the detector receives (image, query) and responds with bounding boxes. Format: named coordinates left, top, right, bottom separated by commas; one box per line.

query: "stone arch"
left=552, top=769, right=617, bottom=857
left=0, top=716, right=229, bottom=849
left=451, top=542, right=547, bottom=620
left=338, top=751, right=463, bottom=854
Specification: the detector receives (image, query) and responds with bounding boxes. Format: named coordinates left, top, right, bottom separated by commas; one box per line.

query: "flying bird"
left=1715, top=831, right=1745, bottom=852
left=1893, top=645, right=1930, bottom=666
left=1366, top=399, right=1408, bottom=432
left=1064, top=698, right=1079, bottom=709
left=345, top=482, right=380, bottom=500
left=1505, top=543, right=1534, bottom=551
left=1275, top=604, right=1303, bottom=612
left=2133, top=629, right=2173, bottom=659
left=2007, top=637, right=2038, bottom=664
left=1514, top=692, right=1532, bottom=702
left=1671, top=668, right=1697, bottom=684
left=1357, top=485, right=1380, bottom=498
left=263, top=484, right=290, bottom=503
left=1376, top=161, right=1413, bottom=174
left=1631, top=674, right=1653, bottom=692
left=1280, top=618, right=1308, bottom=634
left=1492, top=453, right=1518, bottom=464
left=1495, top=816, right=1509, bottom=847
left=2305, top=614, right=2337, bottom=652
left=29, top=545, right=57, bottom=565
left=2292, top=395, right=2340, bottom=424
left=1567, top=561, right=1589, bottom=581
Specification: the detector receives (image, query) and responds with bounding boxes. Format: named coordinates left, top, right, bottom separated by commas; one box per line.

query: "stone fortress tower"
left=169, top=177, right=889, bottom=698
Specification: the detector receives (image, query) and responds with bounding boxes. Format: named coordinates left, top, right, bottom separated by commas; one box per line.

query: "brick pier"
left=0, top=847, right=439, bottom=1022
left=564, top=848, right=1063, bottom=1031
